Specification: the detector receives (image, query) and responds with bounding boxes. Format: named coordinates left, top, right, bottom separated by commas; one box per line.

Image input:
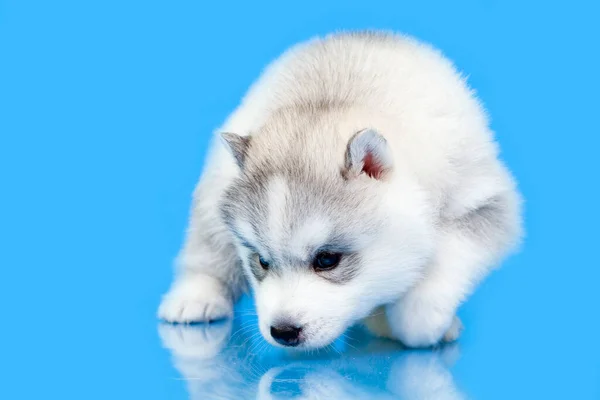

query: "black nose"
left=270, top=324, right=302, bottom=346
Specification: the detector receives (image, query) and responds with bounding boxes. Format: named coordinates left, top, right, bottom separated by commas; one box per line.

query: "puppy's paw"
left=387, top=295, right=457, bottom=348
left=158, top=274, right=233, bottom=323
left=442, top=316, right=463, bottom=343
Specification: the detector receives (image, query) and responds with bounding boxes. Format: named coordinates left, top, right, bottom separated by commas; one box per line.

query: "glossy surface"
left=1, top=0, right=599, bottom=399
left=158, top=296, right=466, bottom=400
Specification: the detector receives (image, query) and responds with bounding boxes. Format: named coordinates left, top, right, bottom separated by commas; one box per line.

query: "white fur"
left=265, top=175, right=290, bottom=251
left=158, top=273, right=233, bottom=323
left=158, top=31, right=522, bottom=349
left=288, top=215, right=332, bottom=260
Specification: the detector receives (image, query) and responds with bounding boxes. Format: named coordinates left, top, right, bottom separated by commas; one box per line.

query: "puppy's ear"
left=343, top=129, right=393, bottom=180
left=220, top=132, right=250, bottom=169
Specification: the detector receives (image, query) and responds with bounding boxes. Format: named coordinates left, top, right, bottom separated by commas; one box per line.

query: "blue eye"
left=258, top=255, right=270, bottom=270
left=313, top=252, right=342, bottom=271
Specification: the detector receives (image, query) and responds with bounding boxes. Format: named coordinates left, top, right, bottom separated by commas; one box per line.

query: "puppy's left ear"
left=343, top=129, right=393, bottom=180
left=220, top=132, right=250, bottom=169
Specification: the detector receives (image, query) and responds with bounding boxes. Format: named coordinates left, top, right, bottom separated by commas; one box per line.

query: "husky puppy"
left=158, top=31, right=522, bottom=349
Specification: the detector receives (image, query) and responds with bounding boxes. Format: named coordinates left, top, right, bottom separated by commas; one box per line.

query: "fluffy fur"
left=158, top=31, right=522, bottom=349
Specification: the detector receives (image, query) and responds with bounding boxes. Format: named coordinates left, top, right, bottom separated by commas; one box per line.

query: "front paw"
left=158, top=274, right=233, bottom=323
left=387, top=296, right=460, bottom=348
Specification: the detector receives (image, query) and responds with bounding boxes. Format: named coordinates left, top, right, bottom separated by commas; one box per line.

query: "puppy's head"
left=219, top=116, right=433, bottom=349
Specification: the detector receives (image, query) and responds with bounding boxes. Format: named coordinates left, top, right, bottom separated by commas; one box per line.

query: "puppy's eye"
left=313, top=251, right=342, bottom=271
left=257, top=254, right=270, bottom=270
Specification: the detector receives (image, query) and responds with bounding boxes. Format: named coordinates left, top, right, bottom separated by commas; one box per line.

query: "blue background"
left=1, top=0, right=599, bottom=398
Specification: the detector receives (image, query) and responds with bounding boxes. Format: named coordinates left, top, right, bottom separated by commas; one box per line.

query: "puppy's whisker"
left=242, top=330, right=264, bottom=349
left=230, top=325, right=259, bottom=342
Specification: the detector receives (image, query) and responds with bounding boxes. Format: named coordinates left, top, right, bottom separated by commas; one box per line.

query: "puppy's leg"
left=385, top=192, right=521, bottom=347
left=158, top=145, right=246, bottom=323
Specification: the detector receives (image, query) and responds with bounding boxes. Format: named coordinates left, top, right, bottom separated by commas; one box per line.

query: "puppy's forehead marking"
left=234, top=219, right=266, bottom=253
left=265, top=175, right=289, bottom=250
left=236, top=220, right=256, bottom=243
left=289, top=216, right=332, bottom=259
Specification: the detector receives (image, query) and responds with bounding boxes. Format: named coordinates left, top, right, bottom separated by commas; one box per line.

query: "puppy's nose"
left=270, top=324, right=302, bottom=347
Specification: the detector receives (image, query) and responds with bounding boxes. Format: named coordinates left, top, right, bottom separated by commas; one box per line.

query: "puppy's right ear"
left=343, top=129, right=393, bottom=180
left=220, top=132, right=250, bottom=169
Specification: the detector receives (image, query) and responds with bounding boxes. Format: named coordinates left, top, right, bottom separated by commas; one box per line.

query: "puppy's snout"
left=270, top=324, right=302, bottom=347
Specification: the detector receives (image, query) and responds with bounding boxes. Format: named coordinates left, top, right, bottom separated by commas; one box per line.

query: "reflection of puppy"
left=159, top=322, right=465, bottom=400
left=158, top=321, right=258, bottom=400
left=387, top=347, right=464, bottom=400
left=158, top=320, right=232, bottom=360
left=257, top=347, right=464, bottom=400
left=159, top=31, right=522, bottom=349
left=257, top=365, right=392, bottom=400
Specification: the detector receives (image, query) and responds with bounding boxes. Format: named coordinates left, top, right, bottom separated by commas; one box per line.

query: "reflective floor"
left=154, top=289, right=600, bottom=400
left=159, top=296, right=466, bottom=400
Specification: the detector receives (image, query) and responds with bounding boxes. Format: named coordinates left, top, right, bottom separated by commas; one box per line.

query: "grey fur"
left=218, top=110, right=385, bottom=285
left=221, top=132, right=251, bottom=169
left=451, top=193, right=520, bottom=254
